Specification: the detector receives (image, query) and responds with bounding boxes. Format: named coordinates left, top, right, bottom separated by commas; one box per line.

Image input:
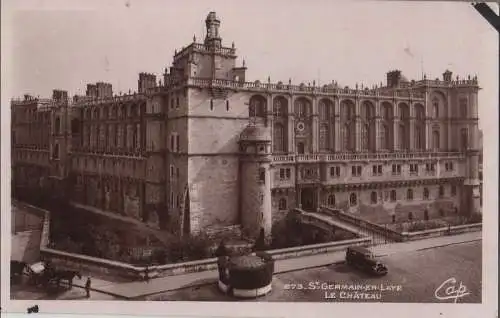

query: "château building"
left=11, top=12, right=482, bottom=240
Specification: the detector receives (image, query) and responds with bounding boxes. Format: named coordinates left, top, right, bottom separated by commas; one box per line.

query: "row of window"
left=83, top=103, right=143, bottom=121
left=74, top=157, right=142, bottom=172
left=256, top=95, right=470, bottom=121
left=82, top=124, right=141, bottom=150
left=209, top=100, right=230, bottom=111
left=273, top=122, right=469, bottom=153
left=276, top=185, right=458, bottom=211
left=325, top=185, right=457, bottom=207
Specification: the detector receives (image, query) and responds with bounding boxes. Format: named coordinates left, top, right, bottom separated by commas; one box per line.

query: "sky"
left=2, top=0, right=498, bottom=131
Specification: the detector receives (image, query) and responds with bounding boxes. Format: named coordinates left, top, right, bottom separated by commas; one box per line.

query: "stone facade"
left=11, top=12, right=482, bottom=240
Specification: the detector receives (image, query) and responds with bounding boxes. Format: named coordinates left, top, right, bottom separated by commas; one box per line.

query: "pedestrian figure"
left=85, top=277, right=91, bottom=298
left=144, top=266, right=149, bottom=282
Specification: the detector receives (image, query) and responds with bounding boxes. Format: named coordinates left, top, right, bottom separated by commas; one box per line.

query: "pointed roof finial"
left=289, top=78, right=292, bottom=85
left=313, top=80, right=316, bottom=87
left=232, top=41, right=235, bottom=49
left=242, top=59, right=246, bottom=67
left=355, top=83, right=358, bottom=89
left=268, top=76, right=270, bottom=83
left=193, top=34, right=196, bottom=42
left=174, top=49, right=177, bottom=55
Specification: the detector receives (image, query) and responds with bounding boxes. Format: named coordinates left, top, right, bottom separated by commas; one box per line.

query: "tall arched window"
left=361, top=124, right=368, bottom=151
left=461, top=128, right=468, bottom=150
left=319, top=101, right=329, bottom=121
left=460, top=98, right=468, bottom=118
left=399, top=124, right=406, bottom=150
left=349, top=193, right=357, bottom=206
left=273, top=124, right=285, bottom=153
left=433, top=130, right=440, bottom=150
left=415, top=126, right=422, bottom=150
left=319, top=124, right=329, bottom=152
left=370, top=191, right=377, bottom=204
left=249, top=95, right=266, bottom=118
left=380, top=124, right=387, bottom=150
left=433, top=98, right=439, bottom=118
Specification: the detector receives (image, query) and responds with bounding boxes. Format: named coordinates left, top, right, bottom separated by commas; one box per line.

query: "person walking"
left=144, top=265, right=150, bottom=282
left=85, top=276, right=91, bottom=298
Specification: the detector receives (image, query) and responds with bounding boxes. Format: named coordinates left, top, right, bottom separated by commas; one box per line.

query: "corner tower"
left=239, top=123, right=273, bottom=243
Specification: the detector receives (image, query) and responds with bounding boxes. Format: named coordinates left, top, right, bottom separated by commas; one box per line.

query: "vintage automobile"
left=345, top=246, right=388, bottom=276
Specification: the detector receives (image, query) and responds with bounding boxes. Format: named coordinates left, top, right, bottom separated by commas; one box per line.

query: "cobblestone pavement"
left=145, top=241, right=481, bottom=303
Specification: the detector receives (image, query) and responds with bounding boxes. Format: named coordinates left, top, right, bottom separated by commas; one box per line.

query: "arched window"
left=439, top=185, right=445, bottom=198
left=415, top=125, right=423, bottom=150
left=407, top=188, right=414, bottom=200
left=423, top=187, right=429, bottom=200
left=249, top=95, right=266, bottom=118
left=380, top=124, right=387, bottom=150
left=210, top=99, right=214, bottom=111
left=370, top=191, right=377, bottom=204
left=383, top=104, right=392, bottom=120
left=461, top=128, right=468, bottom=150
left=433, top=130, right=440, bottom=150
left=319, top=124, right=329, bottom=152
left=433, top=99, right=439, bottom=118
left=349, top=193, right=357, bottom=206
left=273, top=124, right=285, bottom=153
left=361, top=124, right=369, bottom=151
left=399, top=124, right=406, bottom=150
left=278, top=198, right=287, bottom=210
left=55, top=117, right=61, bottom=135
left=460, top=98, right=468, bottom=118
left=226, top=100, right=229, bottom=111
left=319, top=100, right=329, bottom=121
left=390, top=190, right=397, bottom=202
left=342, top=123, right=350, bottom=151
left=327, top=194, right=335, bottom=206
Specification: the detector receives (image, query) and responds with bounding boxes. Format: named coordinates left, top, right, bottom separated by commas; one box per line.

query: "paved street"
left=10, top=280, right=120, bottom=301
left=145, top=241, right=481, bottom=303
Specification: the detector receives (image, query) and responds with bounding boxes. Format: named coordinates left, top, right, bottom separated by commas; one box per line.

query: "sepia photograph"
left=1, top=0, right=498, bottom=317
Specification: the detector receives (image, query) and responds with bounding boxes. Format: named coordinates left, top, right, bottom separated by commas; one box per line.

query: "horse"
left=53, top=270, right=82, bottom=288
left=10, top=260, right=27, bottom=279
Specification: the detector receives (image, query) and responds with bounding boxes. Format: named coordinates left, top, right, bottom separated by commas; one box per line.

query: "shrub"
left=467, top=212, right=482, bottom=224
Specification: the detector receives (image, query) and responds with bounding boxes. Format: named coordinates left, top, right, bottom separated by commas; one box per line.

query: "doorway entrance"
left=297, top=142, right=305, bottom=154
left=300, top=187, right=315, bottom=212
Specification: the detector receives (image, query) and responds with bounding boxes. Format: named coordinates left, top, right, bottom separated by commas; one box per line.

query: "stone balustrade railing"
left=272, top=151, right=465, bottom=164
left=186, top=78, right=427, bottom=99
left=414, top=79, right=478, bottom=88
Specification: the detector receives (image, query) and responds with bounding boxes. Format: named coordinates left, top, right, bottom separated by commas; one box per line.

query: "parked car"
left=345, top=246, right=388, bottom=276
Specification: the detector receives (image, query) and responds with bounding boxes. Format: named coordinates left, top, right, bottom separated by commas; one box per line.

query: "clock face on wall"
left=296, top=121, right=305, bottom=132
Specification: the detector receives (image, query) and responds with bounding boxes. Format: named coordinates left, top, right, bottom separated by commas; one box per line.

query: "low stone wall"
left=24, top=200, right=372, bottom=279
left=402, top=223, right=482, bottom=241
left=321, top=205, right=481, bottom=242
